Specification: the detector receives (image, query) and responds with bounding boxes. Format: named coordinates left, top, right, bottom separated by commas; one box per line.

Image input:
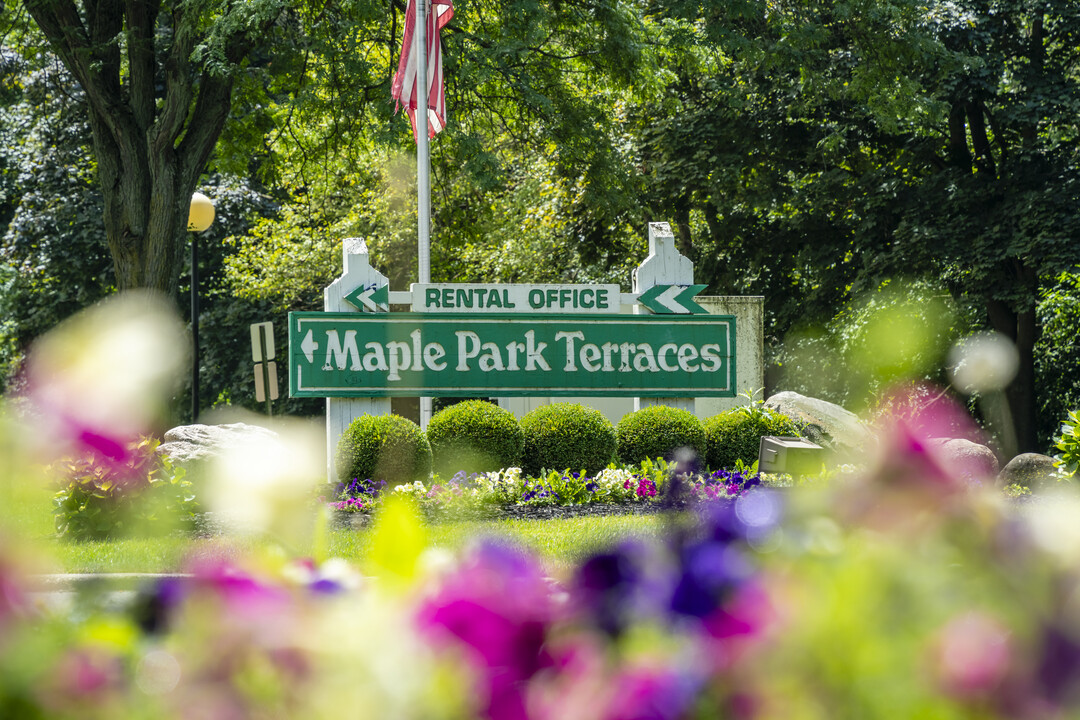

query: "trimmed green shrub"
left=704, top=405, right=803, bottom=470
left=427, top=400, right=523, bottom=475
left=336, top=414, right=431, bottom=484
left=616, top=406, right=706, bottom=465
left=520, top=403, right=617, bottom=477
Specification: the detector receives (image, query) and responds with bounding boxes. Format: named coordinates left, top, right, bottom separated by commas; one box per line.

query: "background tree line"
left=0, top=0, right=1078, bottom=453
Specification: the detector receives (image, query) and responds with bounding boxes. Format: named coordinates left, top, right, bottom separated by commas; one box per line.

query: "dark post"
left=191, top=234, right=200, bottom=423
left=259, top=326, right=273, bottom=417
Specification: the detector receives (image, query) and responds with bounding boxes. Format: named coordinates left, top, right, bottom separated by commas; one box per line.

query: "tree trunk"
left=24, top=0, right=272, bottom=297
left=986, top=264, right=1041, bottom=456
left=673, top=194, right=694, bottom=260
left=947, top=102, right=970, bottom=169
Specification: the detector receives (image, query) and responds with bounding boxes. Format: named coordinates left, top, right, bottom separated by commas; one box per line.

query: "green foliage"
left=426, top=400, right=523, bottom=476
left=615, top=405, right=706, bottom=465
left=519, top=403, right=617, bottom=477
left=52, top=437, right=196, bottom=541
left=1053, top=410, right=1080, bottom=480
left=704, top=397, right=803, bottom=471
left=0, top=65, right=114, bottom=388
left=1037, top=273, right=1080, bottom=450
left=336, top=414, right=431, bottom=484
left=534, top=469, right=595, bottom=506
left=775, top=280, right=972, bottom=410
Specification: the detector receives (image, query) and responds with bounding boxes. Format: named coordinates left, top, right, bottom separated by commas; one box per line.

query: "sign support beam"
left=632, top=222, right=695, bottom=413
left=324, top=239, right=390, bottom=482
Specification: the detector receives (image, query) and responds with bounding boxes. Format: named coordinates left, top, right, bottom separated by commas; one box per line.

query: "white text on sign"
left=412, top=283, right=621, bottom=314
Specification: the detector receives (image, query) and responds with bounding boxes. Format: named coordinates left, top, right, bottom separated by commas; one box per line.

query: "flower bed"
left=326, top=458, right=766, bottom=523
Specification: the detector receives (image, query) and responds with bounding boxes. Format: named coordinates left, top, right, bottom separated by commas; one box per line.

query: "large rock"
left=927, top=438, right=999, bottom=482
left=763, top=391, right=872, bottom=455
left=998, top=453, right=1059, bottom=489
left=158, top=423, right=278, bottom=467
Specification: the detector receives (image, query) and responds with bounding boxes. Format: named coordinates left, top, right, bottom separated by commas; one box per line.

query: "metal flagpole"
left=416, top=0, right=430, bottom=284
left=416, top=0, right=433, bottom=428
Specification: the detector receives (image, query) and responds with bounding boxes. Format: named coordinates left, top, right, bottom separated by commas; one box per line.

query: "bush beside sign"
left=289, top=312, right=736, bottom=398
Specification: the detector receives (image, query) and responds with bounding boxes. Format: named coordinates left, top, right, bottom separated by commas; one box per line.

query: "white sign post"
left=323, top=239, right=391, bottom=481
left=632, top=222, right=695, bottom=413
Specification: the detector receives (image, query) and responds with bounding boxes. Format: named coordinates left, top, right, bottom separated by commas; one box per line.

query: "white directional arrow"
left=654, top=285, right=687, bottom=313
left=301, top=329, right=319, bottom=363
left=343, top=284, right=389, bottom=312
left=354, top=288, right=378, bottom=311
left=637, top=283, right=707, bottom=314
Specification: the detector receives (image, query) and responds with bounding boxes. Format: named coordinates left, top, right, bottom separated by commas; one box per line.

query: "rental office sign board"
left=289, top=311, right=736, bottom=398
left=412, top=283, right=622, bottom=313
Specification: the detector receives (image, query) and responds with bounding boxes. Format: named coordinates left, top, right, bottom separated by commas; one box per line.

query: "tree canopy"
left=2, top=0, right=1079, bottom=451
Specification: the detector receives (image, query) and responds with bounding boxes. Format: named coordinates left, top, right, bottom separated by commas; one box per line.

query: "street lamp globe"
left=188, top=192, right=215, bottom=232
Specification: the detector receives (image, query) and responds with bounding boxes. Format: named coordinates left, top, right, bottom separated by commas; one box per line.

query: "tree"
left=625, top=0, right=1080, bottom=453
left=21, top=0, right=285, bottom=294
left=883, top=0, right=1080, bottom=453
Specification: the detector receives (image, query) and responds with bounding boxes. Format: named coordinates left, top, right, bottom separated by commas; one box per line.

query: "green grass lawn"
left=49, top=512, right=672, bottom=576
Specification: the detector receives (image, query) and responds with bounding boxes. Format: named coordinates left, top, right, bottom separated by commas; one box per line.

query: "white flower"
left=206, top=415, right=322, bottom=542
left=949, top=332, right=1019, bottom=393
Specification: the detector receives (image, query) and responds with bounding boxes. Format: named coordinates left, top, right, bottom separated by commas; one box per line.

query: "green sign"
left=289, top=312, right=736, bottom=398
left=638, top=284, right=708, bottom=314
left=411, top=283, right=622, bottom=314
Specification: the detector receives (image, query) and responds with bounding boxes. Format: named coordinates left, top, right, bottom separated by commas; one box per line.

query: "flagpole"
left=416, top=0, right=430, bottom=285
left=416, top=0, right=433, bottom=428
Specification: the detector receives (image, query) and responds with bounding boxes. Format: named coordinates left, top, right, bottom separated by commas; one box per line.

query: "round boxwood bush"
left=336, top=414, right=431, bottom=484
left=520, top=403, right=617, bottom=477
left=616, top=406, right=706, bottom=465
left=427, top=400, right=524, bottom=476
left=704, top=406, right=803, bottom=470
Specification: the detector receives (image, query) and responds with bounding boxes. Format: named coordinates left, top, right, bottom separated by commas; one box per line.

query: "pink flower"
left=932, top=611, right=1013, bottom=698
left=417, top=542, right=558, bottom=720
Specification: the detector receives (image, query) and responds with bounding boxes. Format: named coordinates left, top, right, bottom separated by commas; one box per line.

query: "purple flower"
left=308, top=578, right=345, bottom=595
left=606, top=666, right=701, bottom=720
left=575, top=545, right=646, bottom=638
left=669, top=541, right=753, bottom=619
left=1036, top=623, right=1080, bottom=707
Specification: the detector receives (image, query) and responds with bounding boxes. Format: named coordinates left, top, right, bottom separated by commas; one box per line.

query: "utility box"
left=758, top=436, right=824, bottom=476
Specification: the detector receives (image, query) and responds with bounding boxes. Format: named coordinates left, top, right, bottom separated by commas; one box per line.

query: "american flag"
left=391, top=0, right=454, bottom=140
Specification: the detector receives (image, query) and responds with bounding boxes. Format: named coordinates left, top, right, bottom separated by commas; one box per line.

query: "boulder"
left=158, top=423, right=278, bottom=468
left=927, top=438, right=1000, bottom=482
left=763, top=391, right=872, bottom=454
left=998, top=453, right=1059, bottom=490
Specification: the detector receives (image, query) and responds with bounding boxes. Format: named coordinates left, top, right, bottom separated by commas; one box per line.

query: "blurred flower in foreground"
left=838, top=384, right=998, bottom=535
left=21, top=291, right=186, bottom=464
left=205, top=415, right=322, bottom=545
left=949, top=332, right=1019, bottom=394
left=418, top=541, right=558, bottom=720
left=931, top=611, right=1013, bottom=699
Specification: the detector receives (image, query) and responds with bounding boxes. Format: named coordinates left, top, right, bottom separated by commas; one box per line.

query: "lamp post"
left=188, top=192, right=215, bottom=423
